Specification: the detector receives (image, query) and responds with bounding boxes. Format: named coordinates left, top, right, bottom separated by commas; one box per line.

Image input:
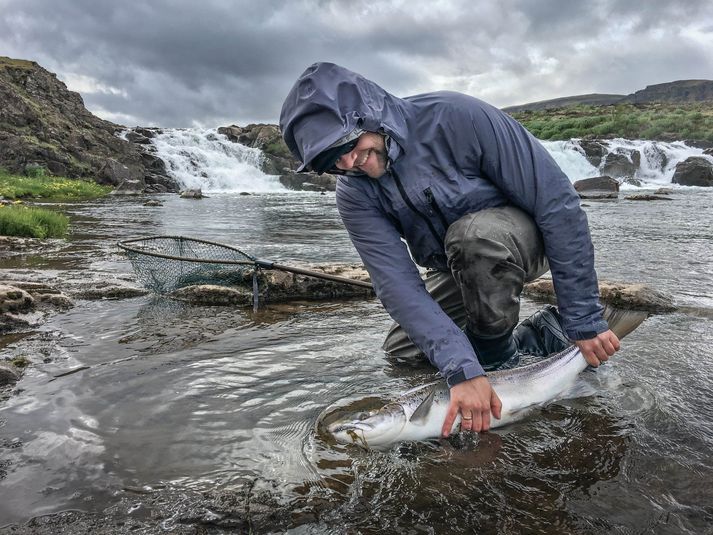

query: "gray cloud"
left=1, top=0, right=710, bottom=127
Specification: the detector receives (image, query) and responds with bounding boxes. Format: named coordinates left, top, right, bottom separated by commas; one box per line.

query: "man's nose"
left=335, top=150, right=357, bottom=170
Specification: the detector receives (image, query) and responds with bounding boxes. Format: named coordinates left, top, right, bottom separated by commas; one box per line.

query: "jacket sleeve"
left=463, top=100, right=608, bottom=339
left=336, top=177, right=485, bottom=385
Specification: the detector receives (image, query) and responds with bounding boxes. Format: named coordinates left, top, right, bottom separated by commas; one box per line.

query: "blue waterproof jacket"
left=280, top=62, right=608, bottom=385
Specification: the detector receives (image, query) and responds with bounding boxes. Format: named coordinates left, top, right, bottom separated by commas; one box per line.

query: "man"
left=280, top=62, right=619, bottom=437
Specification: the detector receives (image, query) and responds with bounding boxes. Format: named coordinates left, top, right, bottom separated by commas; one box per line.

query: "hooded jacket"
left=280, top=62, right=608, bottom=385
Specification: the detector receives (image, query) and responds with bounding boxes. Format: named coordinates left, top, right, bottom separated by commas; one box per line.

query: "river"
left=0, top=187, right=712, bottom=533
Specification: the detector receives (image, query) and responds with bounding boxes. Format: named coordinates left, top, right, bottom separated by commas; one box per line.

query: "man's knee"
left=445, top=206, right=547, bottom=281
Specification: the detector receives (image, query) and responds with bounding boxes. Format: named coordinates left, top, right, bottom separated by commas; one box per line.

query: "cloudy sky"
left=1, top=0, right=711, bottom=128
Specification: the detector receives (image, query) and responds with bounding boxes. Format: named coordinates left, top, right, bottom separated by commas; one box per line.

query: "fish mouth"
left=315, top=396, right=408, bottom=448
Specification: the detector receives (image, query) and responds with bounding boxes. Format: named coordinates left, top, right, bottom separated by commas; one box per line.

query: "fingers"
left=491, top=391, right=502, bottom=420
left=441, top=403, right=459, bottom=438
left=577, top=330, right=622, bottom=367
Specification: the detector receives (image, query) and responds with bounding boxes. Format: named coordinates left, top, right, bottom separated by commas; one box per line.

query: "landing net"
left=117, top=236, right=256, bottom=293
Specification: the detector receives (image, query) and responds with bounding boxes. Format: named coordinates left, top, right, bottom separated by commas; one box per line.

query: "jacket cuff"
left=565, top=318, right=610, bottom=341
left=446, top=361, right=486, bottom=388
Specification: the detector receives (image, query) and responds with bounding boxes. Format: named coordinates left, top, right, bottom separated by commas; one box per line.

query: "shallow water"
left=1, top=189, right=712, bottom=533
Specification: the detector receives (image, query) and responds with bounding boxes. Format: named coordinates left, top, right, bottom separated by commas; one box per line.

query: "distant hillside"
left=503, top=79, right=713, bottom=113
left=504, top=94, right=625, bottom=113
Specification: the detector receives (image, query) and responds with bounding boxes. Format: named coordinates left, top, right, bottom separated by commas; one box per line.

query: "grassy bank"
left=0, top=169, right=111, bottom=200
left=0, top=169, right=109, bottom=238
left=0, top=205, right=69, bottom=238
left=510, top=102, right=713, bottom=142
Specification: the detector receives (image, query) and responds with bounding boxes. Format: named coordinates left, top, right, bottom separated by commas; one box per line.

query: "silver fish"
left=319, top=307, right=645, bottom=449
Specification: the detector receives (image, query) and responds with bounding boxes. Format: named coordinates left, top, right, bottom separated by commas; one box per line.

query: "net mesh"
left=118, top=236, right=257, bottom=293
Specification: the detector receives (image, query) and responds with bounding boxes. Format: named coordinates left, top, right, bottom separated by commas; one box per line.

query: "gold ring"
left=462, top=416, right=473, bottom=420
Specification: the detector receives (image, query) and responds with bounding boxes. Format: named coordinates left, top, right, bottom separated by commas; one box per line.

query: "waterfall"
left=145, top=127, right=709, bottom=192
left=542, top=139, right=711, bottom=188
left=150, top=128, right=286, bottom=193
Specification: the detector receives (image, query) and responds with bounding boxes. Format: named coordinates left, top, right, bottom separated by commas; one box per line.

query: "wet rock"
left=170, top=264, right=372, bottom=306
left=577, top=140, right=608, bottom=167
left=35, top=293, right=74, bottom=308
left=601, top=150, right=641, bottom=179
left=172, top=284, right=252, bottom=306
left=0, top=284, right=35, bottom=313
left=625, top=194, right=673, bottom=201
left=0, top=362, right=21, bottom=385
left=654, top=187, right=673, bottom=195
left=73, top=284, right=149, bottom=300
left=672, top=156, right=713, bottom=187
left=573, top=175, right=619, bottom=199
left=143, top=199, right=163, bottom=206
left=180, top=188, right=203, bottom=199
left=524, top=278, right=676, bottom=314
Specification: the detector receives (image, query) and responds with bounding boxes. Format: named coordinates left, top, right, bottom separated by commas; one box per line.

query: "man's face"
left=334, top=132, right=387, bottom=178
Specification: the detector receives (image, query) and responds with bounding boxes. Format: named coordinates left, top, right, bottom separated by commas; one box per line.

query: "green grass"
left=0, top=205, right=69, bottom=238
left=0, top=169, right=111, bottom=200
left=510, top=103, right=713, bottom=142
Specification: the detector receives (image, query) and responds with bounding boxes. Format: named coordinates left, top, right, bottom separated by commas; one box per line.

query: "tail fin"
left=602, top=305, right=648, bottom=339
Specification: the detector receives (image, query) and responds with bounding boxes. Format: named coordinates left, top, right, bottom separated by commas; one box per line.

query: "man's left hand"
left=575, top=329, right=620, bottom=367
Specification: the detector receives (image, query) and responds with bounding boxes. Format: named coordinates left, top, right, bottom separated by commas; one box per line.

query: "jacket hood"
left=279, top=62, right=410, bottom=171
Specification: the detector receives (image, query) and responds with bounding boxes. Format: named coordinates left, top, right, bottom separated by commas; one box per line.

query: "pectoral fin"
left=409, top=386, right=436, bottom=425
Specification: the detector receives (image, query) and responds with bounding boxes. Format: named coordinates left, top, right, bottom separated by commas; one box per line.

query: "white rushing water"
left=150, top=128, right=286, bottom=193
left=148, top=128, right=709, bottom=192
left=543, top=138, right=710, bottom=189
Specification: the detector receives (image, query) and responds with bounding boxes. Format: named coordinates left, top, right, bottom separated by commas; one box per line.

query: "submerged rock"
left=624, top=194, right=673, bottom=201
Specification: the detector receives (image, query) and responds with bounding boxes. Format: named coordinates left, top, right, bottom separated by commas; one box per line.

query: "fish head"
left=317, top=398, right=408, bottom=449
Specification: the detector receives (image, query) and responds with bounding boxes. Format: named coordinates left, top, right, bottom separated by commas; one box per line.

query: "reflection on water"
left=1, top=190, right=713, bottom=532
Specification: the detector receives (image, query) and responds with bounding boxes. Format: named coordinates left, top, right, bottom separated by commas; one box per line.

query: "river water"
left=0, top=188, right=712, bottom=533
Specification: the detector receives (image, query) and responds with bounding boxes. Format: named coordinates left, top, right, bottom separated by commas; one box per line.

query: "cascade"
left=150, top=128, right=286, bottom=193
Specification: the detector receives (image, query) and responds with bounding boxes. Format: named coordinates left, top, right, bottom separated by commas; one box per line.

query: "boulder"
left=704, top=148, right=713, bottom=157
left=577, top=140, right=608, bottom=167
left=672, top=156, right=713, bottom=187
left=524, top=278, right=676, bottom=314
left=600, top=150, right=641, bottom=178
left=654, top=187, right=673, bottom=195
left=0, top=362, right=21, bottom=385
left=573, top=175, right=619, bottom=199
left=0, top=284, right=34, bottom=313
left=180, top=188, right=203, bottom=199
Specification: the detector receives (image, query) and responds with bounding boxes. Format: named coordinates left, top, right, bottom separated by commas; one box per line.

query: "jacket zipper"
left=423, top=187, right=449, bottom=231
left=390, top=169, right=443, bottom=245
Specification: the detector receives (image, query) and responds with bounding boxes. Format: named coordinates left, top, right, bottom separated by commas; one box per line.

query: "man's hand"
left=575, top=329, right=620, bottom=367
left=442, top=376, right=502, bottom=437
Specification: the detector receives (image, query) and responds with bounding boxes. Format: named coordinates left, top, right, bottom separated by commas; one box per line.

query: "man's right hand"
left=441, top=375, right=502, bottom=437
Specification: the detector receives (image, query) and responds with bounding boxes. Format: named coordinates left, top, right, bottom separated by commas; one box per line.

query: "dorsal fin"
left=409, top=385, right=436, bottom=425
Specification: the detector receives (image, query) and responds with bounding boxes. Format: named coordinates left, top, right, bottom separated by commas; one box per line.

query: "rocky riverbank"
left=0, top=57, right=178, bottom=193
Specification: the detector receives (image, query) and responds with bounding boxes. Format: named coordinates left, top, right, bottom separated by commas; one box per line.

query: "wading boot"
left=465, top=305, right=571, bottom=371
left=513, top=305, right=571, bottom=357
